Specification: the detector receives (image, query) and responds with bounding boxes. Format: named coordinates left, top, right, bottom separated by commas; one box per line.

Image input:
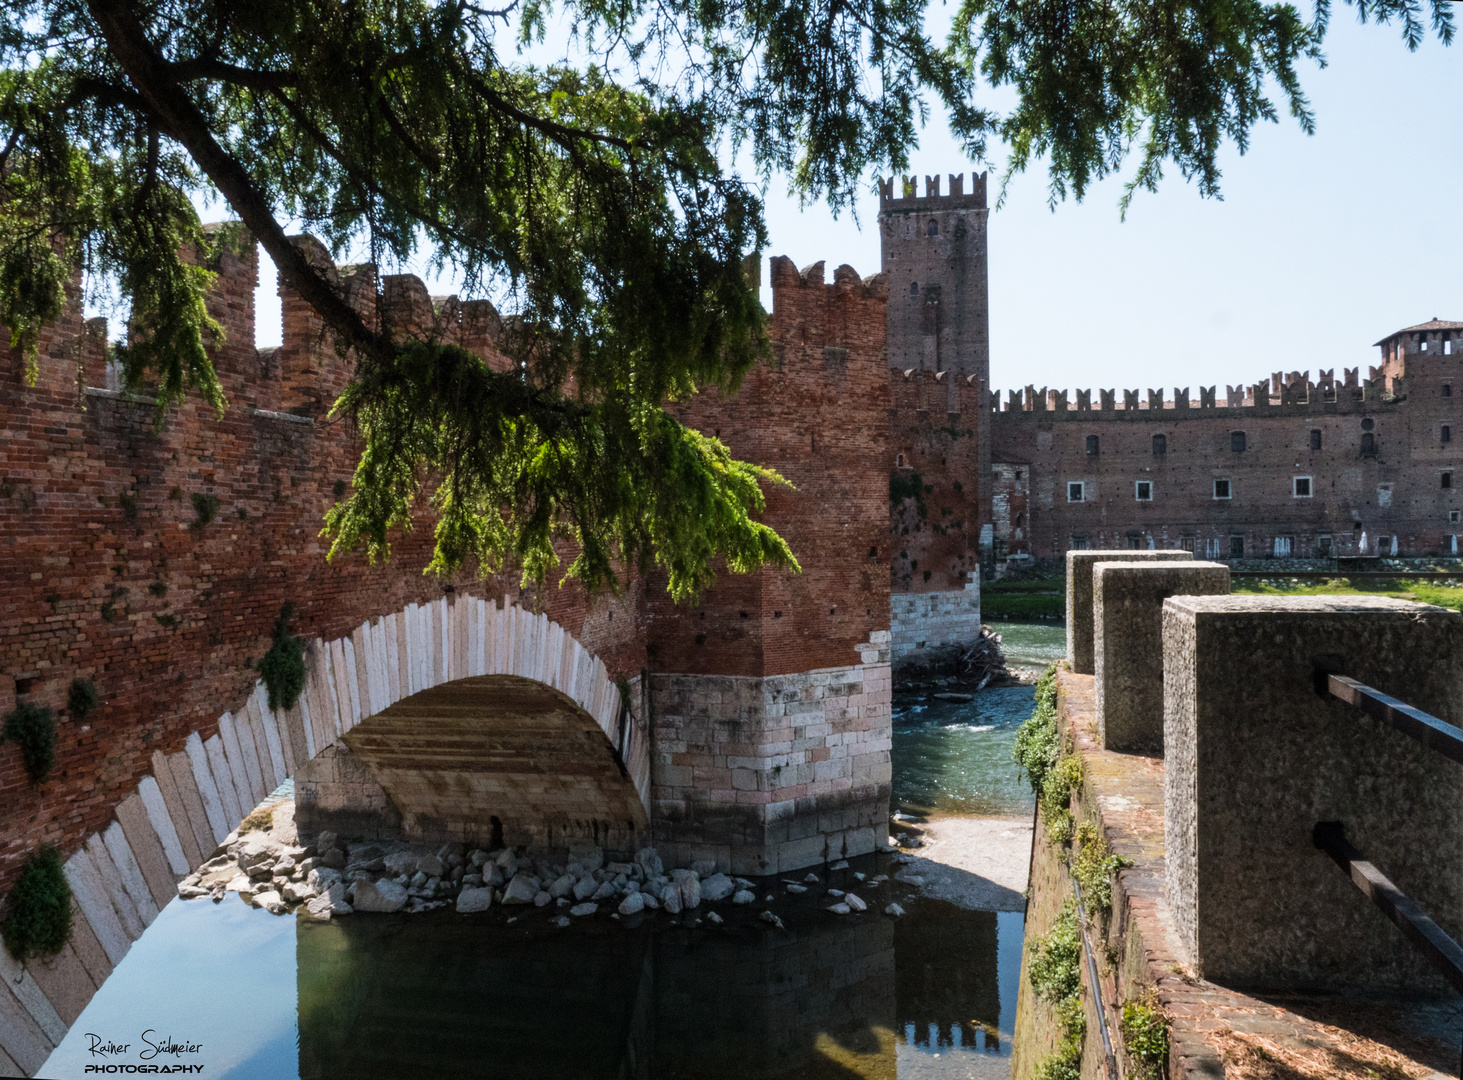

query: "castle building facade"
left=988, top=321, right=1463, bottom=563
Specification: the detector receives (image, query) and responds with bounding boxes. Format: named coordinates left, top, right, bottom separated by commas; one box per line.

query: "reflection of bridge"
left=294, top=892, right=1014, bottom=1079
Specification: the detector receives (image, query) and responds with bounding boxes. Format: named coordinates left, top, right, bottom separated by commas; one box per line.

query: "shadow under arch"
left=301, top=673, right=649, bottom=851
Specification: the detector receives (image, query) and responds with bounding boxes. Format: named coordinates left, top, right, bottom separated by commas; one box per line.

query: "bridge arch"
left=53, top=596, right=645, bottom=979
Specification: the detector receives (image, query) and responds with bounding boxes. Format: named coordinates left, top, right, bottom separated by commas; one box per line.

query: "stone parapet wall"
left=648, top=632, right=892, bottom=876
left=888, top=580, right=981, bottom=670
left=1011, top=669, right=1459, bottom=1080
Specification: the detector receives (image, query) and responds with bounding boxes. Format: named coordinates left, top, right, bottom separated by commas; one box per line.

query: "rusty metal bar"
left=1326, top=674, right=1463, bottom=768
left=1070, top=876, right=1119, bottom=1080
left=1313, top=822, right=1463, bottom=997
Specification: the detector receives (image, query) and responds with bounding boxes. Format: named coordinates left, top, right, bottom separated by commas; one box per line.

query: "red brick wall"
left=991, top=348, right=1463, bottom=559
left=888, top=369, right=984, bottom=590
left=0, top=236, right=645, bottom=896
left=646, top=256, right=892, bottom=677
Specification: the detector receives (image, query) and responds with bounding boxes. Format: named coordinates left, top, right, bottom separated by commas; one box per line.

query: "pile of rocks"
left=179, top=830, right=907, bottom=924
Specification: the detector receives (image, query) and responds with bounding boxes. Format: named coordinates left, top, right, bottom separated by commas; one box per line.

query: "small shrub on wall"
left=258, top=602, right=307, bottom=711
left=4, top=701, right=57, bottom=782
left=1, top=845, right=72, bottom=960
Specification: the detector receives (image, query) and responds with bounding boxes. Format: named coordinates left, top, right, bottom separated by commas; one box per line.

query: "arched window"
left=1152, top=433, right=1167, bottom=456
left=1086, top=435, right=1100, bottom=456
left=927, top=219, right=939, bottom=236
left=910, top=281, right=919, bottom=295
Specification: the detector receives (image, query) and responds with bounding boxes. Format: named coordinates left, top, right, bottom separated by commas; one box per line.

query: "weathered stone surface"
left=884, top=903, right=905, bottom=917
left=415, top=854, right=444, bottom=878
left=1164, top=594, right=1463, bottom=990
left=455, top=886, right=493, bottom=913
left=1092, top=560, right=1229, bottom=752
left=548, top=873, right=575, bottom=899
left=828, top=902, right=851, bottom=915
left=253, top=890, right=286, bottom=914
left=844, top=893, right=867, bottom=912
left=671, top=868, right=701, bottom=909
left=1066, top=549, right=1193, bottom=674
left=501, top=874, right=539, bottom=904
left=383, top=852, right=418, bottom=876
left=700, top=873, right=735, bottom=902
left=572, top=875, right=598, bottom=902
left=731, top=889, right=756, bottom=906
left=569, top=902, right=597, bottom=917
left=353, top=878, right=408, bottom=913
left=308, top=867, right=342, bottom=893
left=617, top=892, right=645, bottom=916
left=634, top=847, right=663, bottom=879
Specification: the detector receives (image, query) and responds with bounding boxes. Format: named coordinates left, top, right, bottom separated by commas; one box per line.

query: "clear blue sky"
left=251, top=12, right=1460, bottom=399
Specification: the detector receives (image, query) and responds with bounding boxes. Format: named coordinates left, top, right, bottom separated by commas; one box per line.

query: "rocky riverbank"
left=176, top=798, right=913, bottom=925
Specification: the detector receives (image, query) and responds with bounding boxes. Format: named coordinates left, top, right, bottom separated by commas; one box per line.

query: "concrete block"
left=84, top=834, right=144, bottom=940
left=254, top=690, right=287, bottom=791
left=1163, top=594, right=1463, bottom=990
left=102, top=820, right=158, bottom=927
left=63, top=851, right=129, bottom=966
left=0, top=941, right=66, bottom=1042
left=219, top=710, right=262, bottom=806
left=114, top=791, right=176, bottom=909
left=1093, top=560, right=1229, bottom=752
left=203, top=731, right=244, bottom=828
left=23, top=939, right=97, bottom=1026
left=164, top=750, right=213, bottom=861
left=1067, top=548, right=1192, bottom=673
left=138, top=774, right=189, bottom=876
left=184, top=732, right=229, bottom=844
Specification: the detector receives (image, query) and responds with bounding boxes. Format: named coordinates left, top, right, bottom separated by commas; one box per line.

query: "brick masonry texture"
left=0, top=232, right=909, bottom=1072
left=883, top=174, right=991, bottom=598
left=993, top=324, right=1463, bottom=560
left=0, top=235, right=647, bottom=904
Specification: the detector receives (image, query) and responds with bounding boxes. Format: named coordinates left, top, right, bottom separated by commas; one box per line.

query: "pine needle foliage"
left=0, top=0, right=1450, bottom=592
left=1, top=845, right=72, bottom=961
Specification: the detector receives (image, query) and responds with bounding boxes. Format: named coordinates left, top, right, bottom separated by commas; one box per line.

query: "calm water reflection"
left=40, top=622, right=1060, bottom=1080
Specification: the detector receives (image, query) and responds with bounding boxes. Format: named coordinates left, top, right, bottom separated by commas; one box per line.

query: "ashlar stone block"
left=1093, top=560, right=1229, bottom=753
left=1066, top=549, right=1192, bottom=674
left=1163, top=594, right=1463, bottom=991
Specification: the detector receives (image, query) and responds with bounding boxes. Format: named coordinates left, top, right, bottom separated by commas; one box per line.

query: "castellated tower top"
left=878, top=171, right=988, bottom=210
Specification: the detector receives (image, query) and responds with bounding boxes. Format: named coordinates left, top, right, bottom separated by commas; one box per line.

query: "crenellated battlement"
left=877, top=171, right=988, bottom=210
left=991, top=365, right=1408, bottom=421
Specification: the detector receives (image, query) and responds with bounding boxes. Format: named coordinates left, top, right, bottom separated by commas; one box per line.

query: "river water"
left=39, top=623, right=1065, bottom=1080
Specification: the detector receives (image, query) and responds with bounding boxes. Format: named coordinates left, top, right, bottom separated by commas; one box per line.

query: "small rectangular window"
left=1447, top=340, right=1454, bottom=356
left=1274, top=536, right=1293, bottom=558
left=1180, top=536, right=1196, bottom=553
left=1310, top=429, right=1322, bottom=450
left=1422, top=338, right=1430, bottom=351
left=1293, top=476, right=1312, bottom=498
left=1444, top=383, right=1453, bottom=397
left=1450, top=510, right=1461, bottom=524
left=1317, top=535, right=1332, bottom=554
left=1214, top=478, right=1232, bottom=499
left=1444, top=425, right=1452, bottom=444
left=1229, top=535, right=1245, bottom=557
left=1231, top=431, right=1246, bottom=452
left=1085, top=435, right=1100, bottom=455
left=1152, top=434, right=1167, bottom=456
left=1067, top=481, right=1085, bottom=502
left=1444, top=472, right=1453, bottom=490
left=1135, top=480, right=1153, bottom=501
left=1070, top=533, right=1089, bottom=550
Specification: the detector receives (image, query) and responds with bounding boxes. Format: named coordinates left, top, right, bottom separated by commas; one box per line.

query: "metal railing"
left=1317, top=671, right=1463, bottom=1076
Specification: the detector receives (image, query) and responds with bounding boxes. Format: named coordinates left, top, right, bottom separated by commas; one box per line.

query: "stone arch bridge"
left=0, top=236, right=898, bottom=1073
